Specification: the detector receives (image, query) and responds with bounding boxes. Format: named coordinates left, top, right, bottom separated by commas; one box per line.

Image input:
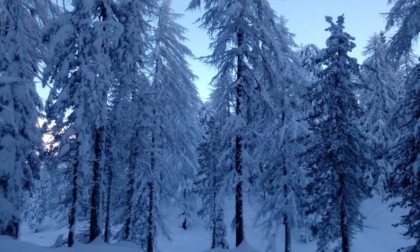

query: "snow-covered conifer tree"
left=0, top=0, right=51, bottom=239
left=107, top=0, right=156, bottom=244
left=386, top=1, right=420, bottom=250
left=197, top=106, right=229, bottom=249
left=43, top=0, right=122, bottom=246
left=252, top=15, right=308, bottom=252
left=188, top=0, right=299, bottom=246
left=359, top=32, right=400, bottom=195
left=140, top=1, right=201, bottom=251
left=301, top=16, right=373, bottom=252
left=388, top=63, right=420, bottom=252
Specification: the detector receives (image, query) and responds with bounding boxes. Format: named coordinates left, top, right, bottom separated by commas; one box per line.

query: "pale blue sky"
left=172, top=0, right=418, bottom=101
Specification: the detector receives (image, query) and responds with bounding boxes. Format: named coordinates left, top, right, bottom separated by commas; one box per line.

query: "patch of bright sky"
left=172, top=0, right=418, bottom=101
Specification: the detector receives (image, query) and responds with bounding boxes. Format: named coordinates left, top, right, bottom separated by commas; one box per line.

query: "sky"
left=171, top=0, right=418, bottom=101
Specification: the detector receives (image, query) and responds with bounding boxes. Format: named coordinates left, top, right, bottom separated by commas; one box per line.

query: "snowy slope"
left=0, top=235, right=140, bottom=252
left=159, top=195, right=414, bottom=252
left=1, top=195, right=415, bottom=252
left=353, top=196, right=414, bottom=251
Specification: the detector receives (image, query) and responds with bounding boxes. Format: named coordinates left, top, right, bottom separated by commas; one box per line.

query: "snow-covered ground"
left=1, top=195, right=414, bottom=252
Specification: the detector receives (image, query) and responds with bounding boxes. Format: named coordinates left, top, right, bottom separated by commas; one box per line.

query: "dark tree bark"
left=99, top=1, right=112, bottom=243
left=235, top=27, right=245, bottom=247
left=181, top=190, right=188, bottom=230
left=283, top=161, right=291, bottom=252
left=89, top=129, right=102, bottom=242
left=147, top=181, right=154, bottom=252
left=279, top=107, right=292, bottom=252
left=123, top=150, right=136, bottom=241
left=339, top=173, right=349, bottom=252
left=284, top=214, right=291, bottom=252
left=90, top=1, right=108, bottom=243
left=103, top=167, right=112, bottom=243
left=235, top=180, right=244, bottom=247
left=147, top=134, right=156, bottom=252
left=211, top=190, right=217, bottom=249
left=68, top=159, right=78, bottom=247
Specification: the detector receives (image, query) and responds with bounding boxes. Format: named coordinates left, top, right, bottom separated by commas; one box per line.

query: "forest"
left=0, top=0, right=419, bottom=252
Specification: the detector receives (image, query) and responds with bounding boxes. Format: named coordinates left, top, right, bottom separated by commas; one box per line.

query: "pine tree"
left=386, top=1, right=420, bottom=250
left=360, top=32, right=399, bottom=195
left=141, top=1, right=201, bottom=251
left=188, top=0, right=296, bottom=246
left=252, top=15, right=308, bottom=252
left=256, top=110, right=307, bottom=252
left=388, top=62, right=420, bottom=252
left=0, top=0, right=50, bottom=239
left=42, top=0, right=122, bottom=246
left=197, top=106, right=229, bottom=249
left=105, top=0, right=156, bottom=243
left=301, top=16, right=372, bottom=252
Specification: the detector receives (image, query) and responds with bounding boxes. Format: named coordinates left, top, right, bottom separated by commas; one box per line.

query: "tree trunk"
left=147, top=134, right=156, bottom=252
left=235, top=180, right=244, bottom=247
left=284, top=214, right=291, bottom=252
left=234, top=24, right=245, bottom=248
left=181, top=190, right=188, bottom=230
left=211, top=191, right=217, bottom=249
left=68, top=159, right=78, bottom=247
left=103, top=167, right=112, bottom=243
left=123, top=151, right=136, bottom=241
left=339, top=173, right=349, bottom=252
left=89, top=129, right=102, bottom=242
left=282, top=157, right=291, bottom=252
left=147, top=180, right=154, bottom=252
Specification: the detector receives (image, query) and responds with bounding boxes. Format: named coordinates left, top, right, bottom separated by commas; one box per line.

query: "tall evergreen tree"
left=43, top=0, right=122, bottom=246
left=386, top=1, right=420, bottom=250
left=142, top=1, right=201, bottom=251
left=106, top=0, right=156, bottom=244
left=188, top=0, right=296, bottom=246
left=360, top=32, right=399, bottom=195
left=388, top=63, right=420, bottom=252
left=253, top=15, right=308, bottom=252
left=0, top=0, right=51, bottom=239
left=197, top=105, right=229, bottom=249
left=301, top=16, right=372, bottom=252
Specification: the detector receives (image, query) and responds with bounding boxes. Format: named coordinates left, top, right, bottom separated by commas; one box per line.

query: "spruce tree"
left=253, top=15, right=308, bottom=252
left=43, top=0, right=122, bottom=245
left=106, top=0, right=156, bottom=243
left=197, top=106, right=229, bottom=249
left=388, top=62, right=420, bottom=252
left=143, top=1, right=201, bottom=251
left=360, top=32, right=399, bottom=195
left=386, top=1, right=420, bottom=250
left=301, top=16, right=372, bottom=252
left=188, top=0, right=297, bottom=246
left=0, top=0, right=50, bottom=239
